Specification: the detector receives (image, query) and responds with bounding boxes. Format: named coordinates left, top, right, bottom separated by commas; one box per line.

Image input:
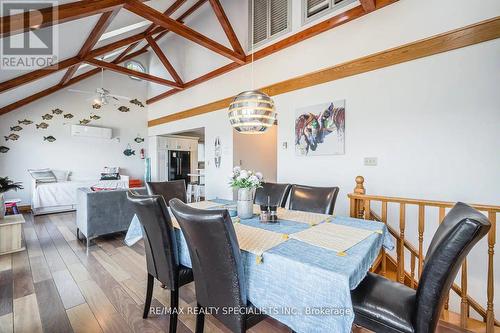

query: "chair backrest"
left=127, top=192, right=179, bottom=289
left=289, top=184, right=339, bottom=214
left=254, top=182, right=291, bottom=208
left=169, top=198, right=247, bottom=332
left=146, top=180, right=187, bottom=206
left=414, top=202, right=491, bottom=333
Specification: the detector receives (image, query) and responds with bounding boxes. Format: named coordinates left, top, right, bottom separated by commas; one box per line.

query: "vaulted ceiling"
left=0, top=0, right=384, bottom=115
left=0, top=0, right=246, bottom=114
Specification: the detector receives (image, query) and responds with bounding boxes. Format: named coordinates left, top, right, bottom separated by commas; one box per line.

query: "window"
left=303, top=0, right=355, bottom=24
left=124, top=60, right=146, bottom=81
left=250, top=0, right=291, bottom=48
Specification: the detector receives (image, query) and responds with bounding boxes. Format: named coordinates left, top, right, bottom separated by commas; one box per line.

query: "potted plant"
left=0, top=177, right=23, bottom=218
left=229, top=167, right=263, bottom=219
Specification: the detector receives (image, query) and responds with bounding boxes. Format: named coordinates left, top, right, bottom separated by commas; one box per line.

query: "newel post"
left=351, top=176, right=365, bottom=219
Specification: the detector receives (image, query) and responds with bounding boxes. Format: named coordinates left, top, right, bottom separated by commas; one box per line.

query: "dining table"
left=125, top=199, right=394, bottom=333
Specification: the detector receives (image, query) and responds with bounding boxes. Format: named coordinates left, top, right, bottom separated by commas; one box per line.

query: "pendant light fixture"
left=228, top=0, right=277, bottom=134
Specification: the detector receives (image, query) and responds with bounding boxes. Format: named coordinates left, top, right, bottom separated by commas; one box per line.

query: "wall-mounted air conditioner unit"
left=71, top=125, right=112, bottom=139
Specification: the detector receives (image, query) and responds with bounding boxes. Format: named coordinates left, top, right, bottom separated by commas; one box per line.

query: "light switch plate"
left=364, top=157, right=378, bottom=166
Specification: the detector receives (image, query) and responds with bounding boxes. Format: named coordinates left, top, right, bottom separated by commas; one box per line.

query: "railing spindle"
left=410, top=253, right=416, bottom=288
left=461, top=258, right=468, bottom=328
left=381, top=201, right=388, bottom=276
left=398, top=203, right=406, bottom=283
left=418, top=204, right=425, bottom=278
left=439, top=206, right=450, bottom=310
left=364, top=199, right=371, bottom=220
left=486, top=211, right=496, bottom=333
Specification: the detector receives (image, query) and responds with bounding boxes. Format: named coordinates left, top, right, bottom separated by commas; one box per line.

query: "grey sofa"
left=76, top=187, right=147, bottom=246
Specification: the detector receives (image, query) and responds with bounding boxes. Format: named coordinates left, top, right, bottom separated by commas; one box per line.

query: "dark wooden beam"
left=0, top=0, right=126, bottom=38
left=124, top=0, right=245, bottom=64
left=85, top=58, right=183, bottom=88
left=113, top=0, right=187, bottom=64
left=0, top=57, right=81, bottom=94
left=147, top=16, right=500, bottom=126
left=60, top=9, right=120, bottom=85
left=146, top=36, right=183, bottom=84
left=208, top=0, right=244, bottom=55
left=146, top=0, right=398, bottom=104
left=0, top=68, right=101, bottom=115
left=0, top=49, right=149, bottom=115
left=359, top=0, right=376, bottom=12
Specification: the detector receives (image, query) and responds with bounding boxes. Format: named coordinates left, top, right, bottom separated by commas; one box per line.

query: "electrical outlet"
left=364, top=157, right=378, bottom=166
left=282, top=142, right=288, bottom=149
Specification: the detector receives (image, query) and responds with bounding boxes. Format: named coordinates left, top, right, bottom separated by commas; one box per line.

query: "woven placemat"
left=233, top=223, right=287, bottom=257
left=290, top=223, right=379, bottom=254
left=277, top=208, right=331, bottom=226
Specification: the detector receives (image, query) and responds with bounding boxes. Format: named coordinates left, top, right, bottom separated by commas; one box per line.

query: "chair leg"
left=195, top=303, right=205, bottom=333
left=76, top=228, right=80, bottom=241
left=169, top=288, right=179, bottom=333
left=143, top=274, right=154, bottom=319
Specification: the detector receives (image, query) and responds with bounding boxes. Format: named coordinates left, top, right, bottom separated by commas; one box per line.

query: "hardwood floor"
left=0, top=212, right=466, bottom=333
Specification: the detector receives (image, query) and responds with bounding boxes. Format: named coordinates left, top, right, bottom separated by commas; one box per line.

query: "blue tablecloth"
left=125, top=200, right=394, bottom=333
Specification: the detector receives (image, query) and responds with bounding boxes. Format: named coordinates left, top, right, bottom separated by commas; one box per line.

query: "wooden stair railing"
left=348, top=176, right=499, bottom=332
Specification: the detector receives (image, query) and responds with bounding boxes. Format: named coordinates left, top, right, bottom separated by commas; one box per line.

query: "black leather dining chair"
left=169, top=198, right=267, bottom=333
left=146, top=180, right=187, bottom=206
left=351, top=202, right=491, bottom=333
left=288, top=184, right=339, bottom=215
left=254, top=182, right=292, bottom=208
left=126, top=192, right=193, bottom=333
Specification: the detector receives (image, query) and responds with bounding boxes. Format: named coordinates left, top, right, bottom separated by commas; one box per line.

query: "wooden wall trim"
left=148, top=16, right=500, bottom=128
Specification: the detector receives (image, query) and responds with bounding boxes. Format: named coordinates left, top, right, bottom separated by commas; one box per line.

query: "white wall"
left=233, top=125, right=277, bottom=183
left=0, top=70, right=149, bottom=204
left=147, top=0, right=500, bottom=316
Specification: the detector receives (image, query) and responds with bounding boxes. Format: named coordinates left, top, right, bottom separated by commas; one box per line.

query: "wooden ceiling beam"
left=0, top=67, right=101, bottom=115
left=208, top=0, right=245, bottom=55
left=85, top=58, right=183, bottom=88
left=0, top=49, right=150, bottom=115
left=124, top=0, right=245, bottom=64
left=113, top=0, right=187, bottom=64
left=60, top=9, right=121, bottom=85
left=146, top=0, right=398, bottom=105
left=146, top=36, right=183, bottom=84
left=360, top=0, right=376, bottom=12
left=0, top=0, right=127, bottom=38
left=0, top=57, right=80, bottom=94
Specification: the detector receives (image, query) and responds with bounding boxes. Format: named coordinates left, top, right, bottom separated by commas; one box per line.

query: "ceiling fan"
left=68, top=68, right=131, bottom=107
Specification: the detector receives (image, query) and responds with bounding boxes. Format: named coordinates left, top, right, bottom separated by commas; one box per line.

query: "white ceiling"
left=0, top=0, right=229, bottom=110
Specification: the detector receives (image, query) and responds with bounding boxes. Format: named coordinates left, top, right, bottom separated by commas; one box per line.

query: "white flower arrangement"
left=229, top=166, right=263, bottom=189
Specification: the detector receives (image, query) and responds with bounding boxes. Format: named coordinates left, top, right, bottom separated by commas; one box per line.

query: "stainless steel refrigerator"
left=168, top=150, right=190, bottom=185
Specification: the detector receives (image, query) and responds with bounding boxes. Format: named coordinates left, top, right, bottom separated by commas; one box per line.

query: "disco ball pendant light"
left=228, top=0, right=276, bottom=134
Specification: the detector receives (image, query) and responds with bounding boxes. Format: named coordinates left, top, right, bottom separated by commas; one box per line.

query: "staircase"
left=348, top=176, right=499, bottom=333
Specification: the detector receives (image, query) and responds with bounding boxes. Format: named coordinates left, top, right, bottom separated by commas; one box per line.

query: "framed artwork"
left=294, top=100, right=345, bottom=156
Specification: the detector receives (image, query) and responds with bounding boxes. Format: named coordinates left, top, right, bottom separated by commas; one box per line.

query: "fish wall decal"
left=129, top=99, right=145, bottom=107
left=52, top=108, right=63, bottom=115
left=0, top=146, right=9, bottom=153
left=134, top=136, right=144, bottom=143
left=18, top=119, right=33, bottom=125
left=63, top=113, right=74, bottom=119
left=79, top=119, right=91, bottom=125
left=92, top=103, right=102, bottom=109
left=36, top=122, right=49, bottom=129
left=42, top=114, right=53, bottom=120
left=44, top=136, right=56, bottom=142
left=89, top=115, right=101, bottom=120
left=118, top=106, right=130, bottom=112
left=10, top=125, right=23, bottom=131
left=5, top=133, right=19, bottom=141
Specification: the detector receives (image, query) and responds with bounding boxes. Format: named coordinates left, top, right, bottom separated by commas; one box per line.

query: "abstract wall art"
left=294, top=100, right=345, bottom=156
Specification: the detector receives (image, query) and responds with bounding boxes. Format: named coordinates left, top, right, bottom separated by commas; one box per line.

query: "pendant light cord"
left=251, top=0, right=255, bottom=90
